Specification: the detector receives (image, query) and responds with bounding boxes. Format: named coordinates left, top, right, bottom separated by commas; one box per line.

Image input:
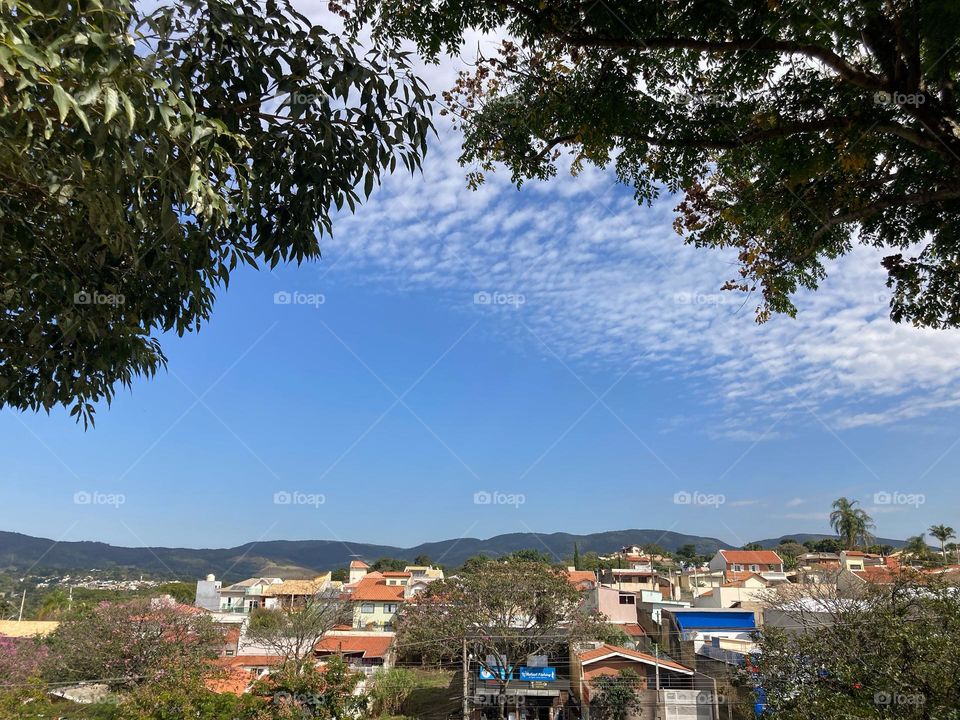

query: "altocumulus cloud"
left=311, top=67, right=960, bottom=438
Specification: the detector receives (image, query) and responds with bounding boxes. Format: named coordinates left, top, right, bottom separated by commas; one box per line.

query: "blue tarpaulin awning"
left=673, top=611, right=756, bottom=631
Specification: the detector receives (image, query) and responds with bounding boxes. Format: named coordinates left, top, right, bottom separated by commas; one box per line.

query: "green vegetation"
left=589, top=669, right=642, bottom=720
left=0, top=0, right=431, bottom=425
left=830, top=497, right=875, bottom=550
left=357, top=0, right=960, bottom=328
left=751, top=575, right=960, bottom=719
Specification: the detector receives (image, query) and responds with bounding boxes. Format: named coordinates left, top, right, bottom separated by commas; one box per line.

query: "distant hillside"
left=749, top=533, right=907, bottom=549
left=0, top=529, right=733, bottom=581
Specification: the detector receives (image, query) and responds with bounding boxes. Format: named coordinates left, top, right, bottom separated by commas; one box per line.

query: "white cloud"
left=312, top=74, right=960, bottom=438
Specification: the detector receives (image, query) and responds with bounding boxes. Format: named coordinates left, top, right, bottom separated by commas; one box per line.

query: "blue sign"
left=519, top=667, right=556, bottom=682
left=479, top=667, right=514, bottom=680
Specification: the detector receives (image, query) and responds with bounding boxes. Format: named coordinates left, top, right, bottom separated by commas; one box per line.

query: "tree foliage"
left=245, top=594, right=352, bottom=665
left=830, top=497, right=875, bottom=549
left=589, top=669, right=642, bottom=720
left=750, top=576, right=960, bottom=719
left=0, top=0, right=431, bottom=425
left=245, top=656, right=366, bottom=720
left=394, top=557, right=602, bottom=711
left=356, top=0, right=960, bottom=327
left=42, top=598, right=223, bottom=690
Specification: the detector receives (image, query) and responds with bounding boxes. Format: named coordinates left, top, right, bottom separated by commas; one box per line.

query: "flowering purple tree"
left=0, top=636, right=47, bottom=684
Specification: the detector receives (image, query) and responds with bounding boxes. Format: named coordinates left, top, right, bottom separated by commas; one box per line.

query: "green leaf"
left=51, top=84, right=71, bottom=122
left=121, top=91, right=136, bottom=131
left=103, top=86, right=119, bottom=124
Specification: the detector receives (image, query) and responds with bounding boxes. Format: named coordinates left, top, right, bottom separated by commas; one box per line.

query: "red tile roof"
left=719, top=550, right=783, bottom=566
left=315, top=635, right=393, bottom=658
left=853, top=567, right=898, bottom=583
left=218, top=655, right=287, bottom=668
left=205, top=667, right=254, bottom=695
left=348, top=576, right=406, bottom=602
left=619, top=623, right=646, bottom=638
left=350, top=560, right=370, bottom=569
left=578, top=644, right=691, bottom=674
left=565, top=570, right=597, bottom=587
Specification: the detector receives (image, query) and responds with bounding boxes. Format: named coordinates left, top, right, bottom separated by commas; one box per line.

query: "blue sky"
left=3, top=30, right=960, bottom=551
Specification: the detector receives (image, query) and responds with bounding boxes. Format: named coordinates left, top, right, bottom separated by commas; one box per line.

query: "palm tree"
left=37, top=589, right=69, bottom=620
left=830, top=498, right=875, bottom=549
left=904, top=534, right=930, bottom=561
left=929, top=524, right=956, bottom=557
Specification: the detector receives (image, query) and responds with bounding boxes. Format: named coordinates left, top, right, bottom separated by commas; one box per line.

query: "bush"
left=369, top=668, right=418, bottom=716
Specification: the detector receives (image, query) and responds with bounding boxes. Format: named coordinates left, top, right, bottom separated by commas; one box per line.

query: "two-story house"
left=709, top=550, right=786, bottom=582
left=344, top=572, right=405, bottom=631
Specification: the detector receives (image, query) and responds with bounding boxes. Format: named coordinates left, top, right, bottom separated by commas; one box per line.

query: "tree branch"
left=558, top=33, right=886, bottom=91
left=813, top=186, right=960, bottom=239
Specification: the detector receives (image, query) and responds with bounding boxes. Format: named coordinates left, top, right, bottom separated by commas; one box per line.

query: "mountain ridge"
left=0, top=528, right=906, bottom=581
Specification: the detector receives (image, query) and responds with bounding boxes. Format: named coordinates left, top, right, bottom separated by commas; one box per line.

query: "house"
left=344, top=572, right=405, bottom=631
left=793, top=553, right=842, bottom=585
left=195, top=574, right=222, bottom=611
left=404, top=565, right=444, bottom=580
left=217, top=654, right=287, bottom=677
left=677, top=567, right=728, bottom=597
left=599, top=568, right=674, bottom=598
left=348, top=560, right=370, bottom=584
left=315, top=632, right=395, bottom=674
left=691, top=573, right=771, bottom=609
left=382, top=571, right=411, bottom=586
left=658, top=608, right=757, bottom=670
left=217, top=577, right=283, bottom=613
left=571, top=643, right=717, bottom=720
left=564, top=568, right=599, bottom=591
left=838, top=550, right=884, bottom=571
left=262, top=574, right=333, bottom=609
left=837, top=556, right=902, bottom=595
left=709, top=550, right=785, bottom=581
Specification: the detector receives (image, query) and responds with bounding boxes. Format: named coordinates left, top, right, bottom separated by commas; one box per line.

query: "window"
left=618, top=594, right=636, bottom=605
left=361, top=603, right=375, bottom=614
left=225, top=650, right=235, bottom=657
left=733, top=564, right=743, bottom=572
left=749, top=564, right=759, bottom=572
left=384, top=603, right=398, bottom=613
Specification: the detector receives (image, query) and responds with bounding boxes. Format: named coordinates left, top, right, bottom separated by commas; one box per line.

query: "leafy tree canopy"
left=1, top=0, right=431, bottom=425
left=356, top=0, right=960, bottom=327
left=752, top=576, right=960, bottom=719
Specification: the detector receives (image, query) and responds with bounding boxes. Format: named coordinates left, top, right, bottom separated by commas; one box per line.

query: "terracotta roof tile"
left=315, top=635, right=393, bottom=658
left=348, top=576, right=406, bottom=601
left=578, top=644, right=691, bottom=674
left=205, top=667, right=253, bottom=695
left=719, top=550, right=783, bottom=566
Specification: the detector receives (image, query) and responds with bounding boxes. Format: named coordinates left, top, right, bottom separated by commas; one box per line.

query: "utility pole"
left=462, top=637, right=470, bottom=720
left=18, top=589, right=26, bottom=621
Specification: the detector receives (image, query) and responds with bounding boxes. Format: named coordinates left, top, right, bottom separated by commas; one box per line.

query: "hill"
left=0, top=528, right=732, bottom=580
